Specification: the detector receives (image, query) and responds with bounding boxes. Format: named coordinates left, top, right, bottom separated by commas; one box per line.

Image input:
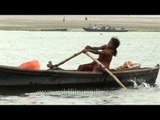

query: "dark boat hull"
left=82, top=27, right=128, bottom=32
left=41, top=28, right=68, bottom=31
left=0, top=65, right=159, bottom=93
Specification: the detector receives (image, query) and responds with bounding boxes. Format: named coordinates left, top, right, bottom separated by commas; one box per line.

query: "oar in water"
left=84, top=51, right=127, bottom=89
left=47, top=50, right=84, bottom=69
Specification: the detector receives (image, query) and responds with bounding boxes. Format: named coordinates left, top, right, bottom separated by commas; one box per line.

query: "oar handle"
left=48, top=50, right=84, bottom=69
left=85, top=52, right=127, bottom=89
left=55, top=50, right=84, bottom=67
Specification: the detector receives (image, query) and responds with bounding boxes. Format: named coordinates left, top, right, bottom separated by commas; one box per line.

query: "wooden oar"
left=84, top=52, right=127, bottom=89
left=48, top=50, right=84, bottom=69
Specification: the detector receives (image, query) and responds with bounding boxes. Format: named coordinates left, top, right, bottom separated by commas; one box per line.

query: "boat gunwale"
left=0, top=64, right=159, bottom=76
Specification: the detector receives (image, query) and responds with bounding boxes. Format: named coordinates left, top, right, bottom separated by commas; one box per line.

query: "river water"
left=0, top=31, right=160, bottom=105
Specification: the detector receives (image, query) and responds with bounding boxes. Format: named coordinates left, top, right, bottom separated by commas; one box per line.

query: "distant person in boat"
left=88, top=23, right=92, bottom=28
left=101, top=26, right=106, bottom=30
left=93, top=25, right=97, bottom=29
left=77, top=37, right=120, bottom=72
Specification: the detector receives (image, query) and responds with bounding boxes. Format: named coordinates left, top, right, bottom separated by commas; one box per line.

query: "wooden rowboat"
left=0, top=64, right=159, bottom=94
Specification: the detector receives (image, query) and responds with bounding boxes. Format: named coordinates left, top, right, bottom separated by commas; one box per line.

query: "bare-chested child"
left=77, top=37, right=120, bottom=72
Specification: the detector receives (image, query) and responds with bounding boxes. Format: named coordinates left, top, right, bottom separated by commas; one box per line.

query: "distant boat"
left=41, top=28, right=68, bottom=31
left=82, top=25, right=128, bottom=32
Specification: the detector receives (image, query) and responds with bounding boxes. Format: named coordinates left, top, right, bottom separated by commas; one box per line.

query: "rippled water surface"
left=0, top=31, right=160, bottom=105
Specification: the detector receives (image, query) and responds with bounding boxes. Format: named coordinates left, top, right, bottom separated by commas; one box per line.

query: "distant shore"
left=0, top=15, right=160, bottom=32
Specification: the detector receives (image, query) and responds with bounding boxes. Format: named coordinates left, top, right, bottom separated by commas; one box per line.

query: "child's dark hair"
left=111, top=37, right=120, bottom=56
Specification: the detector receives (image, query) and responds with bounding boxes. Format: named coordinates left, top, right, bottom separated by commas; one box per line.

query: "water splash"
left=129, top=80, right=139, bottom=88
left=139, top=82, right=151, bottom=88
left=128, top=79, right=151, bottom=89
